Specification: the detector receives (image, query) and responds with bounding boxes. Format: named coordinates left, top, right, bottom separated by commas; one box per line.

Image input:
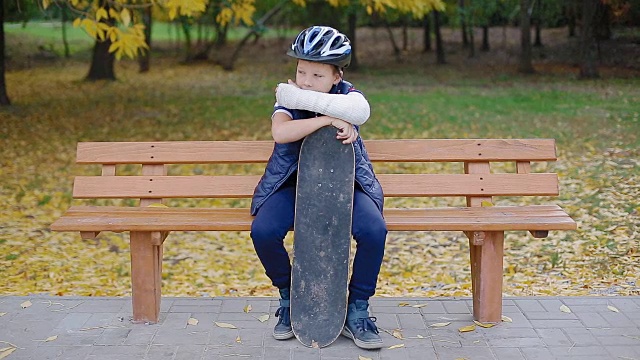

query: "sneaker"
left=273, top=288, right=294, bottom=340
left=341, top=300, right=384, bottom=349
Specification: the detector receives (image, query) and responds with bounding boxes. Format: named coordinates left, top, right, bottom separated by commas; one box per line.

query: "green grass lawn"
left=1, top=31, right=639, bottom=298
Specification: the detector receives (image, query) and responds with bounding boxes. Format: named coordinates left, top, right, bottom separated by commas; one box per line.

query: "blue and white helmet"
left=287, top=26, right=352, bottom=68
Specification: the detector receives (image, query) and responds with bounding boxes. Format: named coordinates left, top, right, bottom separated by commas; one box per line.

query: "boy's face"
left=294, top=60, right=341, bottom=93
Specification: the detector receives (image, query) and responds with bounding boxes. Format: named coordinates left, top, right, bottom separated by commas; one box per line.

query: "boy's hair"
left=287, top=26, right=351, bottom=69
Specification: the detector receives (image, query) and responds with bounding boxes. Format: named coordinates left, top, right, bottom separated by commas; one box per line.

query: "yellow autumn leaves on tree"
left=40, top=0, right=446, bottom=60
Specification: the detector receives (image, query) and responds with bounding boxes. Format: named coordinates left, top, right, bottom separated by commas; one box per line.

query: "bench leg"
left=130, top=231, right=163, bottom=323
left=469, top=230, right=504, bottom=323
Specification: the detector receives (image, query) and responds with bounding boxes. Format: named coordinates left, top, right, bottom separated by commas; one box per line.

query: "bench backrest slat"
left=72, top=173, right=559, bottom=198
left=76, top=139, right=557, bottom=164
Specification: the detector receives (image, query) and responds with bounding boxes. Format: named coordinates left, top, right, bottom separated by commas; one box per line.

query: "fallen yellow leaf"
left=392, top=329, right=403, bottom=339
left=397, top=302, right=410, bottom=307
left=607, top=305, right=620, bottom=313
left=146, top=203, right=167, bottom=208
left=187, top=317, right=199, bottom=326
left=214, top=322, right=237, bottom=329
left=473, top=320, right=496, bottom=328
left=388, top=344, right=405, bottom=349
left=412, top=303, right=428, bottom=308
left=481, top=200, right=494, bottom=207
left=243, top=304, right=252, bottom=313
left=311, top=341, right=319, bottom=348
left=358, top=356, right=373, bottom=360
left=20, top=300, right=32, bottom=309
left=0, top=348, right=16, bottom=359
left=458, top=324, right=476, bottom=333
left=429, top=322, right=451, bottom=328
left=560, top=304, right=572, bottom=313
left=45, top=335, right=58, bottom=342
left=0, top=313, right=6, bottom=317
left=235, top=335, right=242, bottom=343
left=501, top=315, right=513, bottom=323
left=257, top=314, right=269, bottom=323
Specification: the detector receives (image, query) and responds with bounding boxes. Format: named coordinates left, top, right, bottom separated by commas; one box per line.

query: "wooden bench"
left=50, top=138, right=576, bottom=324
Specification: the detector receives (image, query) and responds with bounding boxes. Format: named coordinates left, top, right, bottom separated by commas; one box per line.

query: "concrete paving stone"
left=262, top=336, right=304, bottom=349
left=561, top=328, right=600, bottom=346
left=486, top=336, right=545, bottom=348
left=595, top=334, right=640, bottom=346
left=432, top=329, right=486, bottom=347
left=82, top=312, right=126, bottom=328
left=481, top=327, right=539, bottom=339
left=415, top=301, right=447, bottom=314
left=514, top=299, right=547, bottom=312
left=583, top=326, right=640, bottom=336
left=421, top=313, right=471, bottom=322
left=85, top=345, right=149, bottom=360
left=202, top=346, right=264, bottom=360
left=173, top=345, right=207, bottom=360
left=443, top=301, right=472, bottom=314
left=605, top=345, right=640, bottom=358
left=497, top=312, right=533, bottom=328
left=244, top=299, right=272, bottom=314
left=321, top=340, right=373, bottom=358
left=171, top=298, right=222, bottom=306
left=528, top=319, right=585, bottom=328
left=153, top=329, right=210, bottom=345
left=547, top=345, right=610, bottom=358
left=600, top=311, right=637, bottom=327
left=54, top=313, right=93, bottom=331
left=289, top=346, right=322, bottom=360
left=380, top=346, right=438, bottom=360
left=535, top=328, right=573, bottom=346
left=561, top=297, right=610, bottom=306
left=501, top=303, right=522, bottom=314
left=159, top=298, right=175, bottom=312
left=215, top=312, right=268, bottom=323
left=374, top=313, right=400, bottom=330
left=123, top=326, right=158, bottom=345
left=94, top=328, right=131, bottom=345
left=263, top=346, right=292, bottom=360
left=38, top=332, right=102, bottom=347
left=524, top=311, right=577, bottom=320
left=435, top=345, right=497, bottom=360
left=144, top=344, right=178, bottom=359
left=169, top=305, right=222, bottom=313
left=71, top=300, right=125, bottom=313
left=219, top=299, right=250, bottom=313
left=573, top=311, right=612, bottom=328
left=189, top=312, right=219, bottom=326
left=160, top=312, right=192, bottom=329
left=396, top=313, right=427, bottom=329
left=518, top=347, right=556, bottom=360
left=235, top=328, right=267, bottom=347
left=537, top=298, right=565, bottom=313
left=212, top=319, right=268, bottom=331
left=492, top=347, right=526, bottom=360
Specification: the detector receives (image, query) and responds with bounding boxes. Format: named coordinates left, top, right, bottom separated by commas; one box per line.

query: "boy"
left=250, top=26, right=387, bottom=349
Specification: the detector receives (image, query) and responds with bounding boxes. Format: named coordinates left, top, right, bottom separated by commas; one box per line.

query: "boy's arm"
left=275, top=83, right=370, bottom=126
left=271, top=112, right=358, bottom=145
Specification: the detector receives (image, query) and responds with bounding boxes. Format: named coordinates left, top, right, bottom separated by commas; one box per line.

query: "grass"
left=1, top=30, right=639, bottom=298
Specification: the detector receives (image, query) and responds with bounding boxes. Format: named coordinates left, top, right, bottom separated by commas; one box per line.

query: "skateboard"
left=290, top=126, right=355, bottom=348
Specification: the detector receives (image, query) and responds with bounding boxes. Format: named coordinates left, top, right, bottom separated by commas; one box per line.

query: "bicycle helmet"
left=287, top=26, right=352, bottom=68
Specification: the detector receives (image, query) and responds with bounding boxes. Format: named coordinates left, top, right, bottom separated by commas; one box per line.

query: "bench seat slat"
left=72, top=173, right=559, bottom=198
left=76, top=139, right=557, bottom=164
left=50, top=205, right=576, bottom=232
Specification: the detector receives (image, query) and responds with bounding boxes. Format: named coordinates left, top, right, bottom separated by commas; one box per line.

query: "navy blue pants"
left=251, top=183, right=387, bottom=303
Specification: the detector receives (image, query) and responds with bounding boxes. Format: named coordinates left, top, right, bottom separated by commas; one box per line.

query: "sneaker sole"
left=273, top=330, right=294, bottom=340
left=341, top=327, right=384, bottom=350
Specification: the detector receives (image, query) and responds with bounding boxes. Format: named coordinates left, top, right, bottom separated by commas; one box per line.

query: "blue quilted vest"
left=250, top=81, right=384, bottom=215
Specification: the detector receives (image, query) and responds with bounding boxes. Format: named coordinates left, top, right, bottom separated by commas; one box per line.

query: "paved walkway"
left=1, top=295, right=640, bottom=360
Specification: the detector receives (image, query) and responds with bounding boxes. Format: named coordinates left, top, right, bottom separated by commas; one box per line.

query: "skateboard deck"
left=291, top=126, right=355, bottom=348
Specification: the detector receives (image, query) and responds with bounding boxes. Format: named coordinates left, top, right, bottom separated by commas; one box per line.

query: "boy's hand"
left=330, top=118, right=358, bottom=144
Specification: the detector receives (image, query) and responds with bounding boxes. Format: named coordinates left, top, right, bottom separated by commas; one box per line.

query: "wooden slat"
left=50, top=205, right=577, bottom=232
left=76, top=139, right=557, bottom=164
left=72, top=173, right=559, bottom=198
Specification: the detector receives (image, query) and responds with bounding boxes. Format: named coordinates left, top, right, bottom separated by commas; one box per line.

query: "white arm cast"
left=275, top=83, right=370, bottom=125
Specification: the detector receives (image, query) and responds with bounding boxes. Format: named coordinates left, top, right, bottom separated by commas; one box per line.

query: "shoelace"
left=356, top=316, right=379, bottom=334
left=275, top=306, right=291, bottom=326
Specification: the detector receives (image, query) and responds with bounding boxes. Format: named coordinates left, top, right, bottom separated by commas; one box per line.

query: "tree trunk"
left=346, top=11, right=358, bottom=70
left=533, top=0, right=543, bottom=47
left=86, top=39, right=116, bottom=81
left=579, top=0, right=600, bottom=79
left=86, top=7, right=116, bottom=81
left=139, top=6, right=152, bottom=73
left=0, top=1, right=10, bottom=105
left=384, top=22, right=401, bottom=61
left=518, top=0, right=535, bottom=74
left=61, top=7, right=71, bottom=58
left=423, top=15, right=432, bottom=52
left=459, top=0, right=469, bottom=47
left=481, top=26, right=490, bottom=51
left=433, top=11, right=446, bottom=65
left=566, top=0, right=578, bottom=37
